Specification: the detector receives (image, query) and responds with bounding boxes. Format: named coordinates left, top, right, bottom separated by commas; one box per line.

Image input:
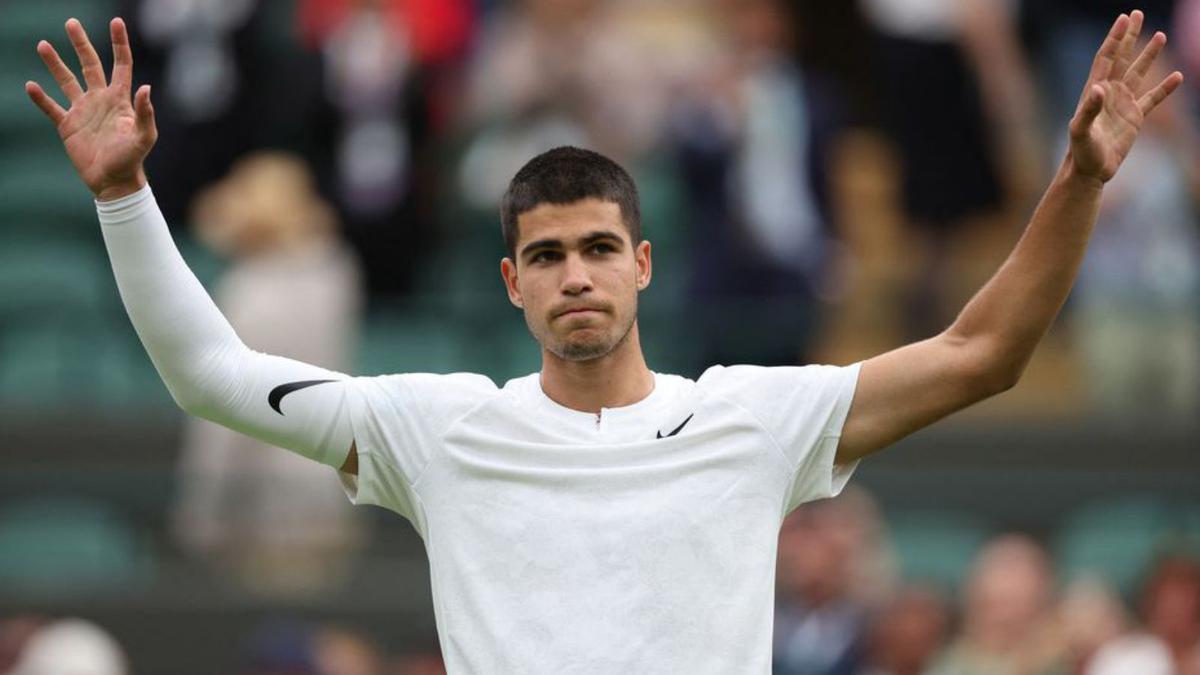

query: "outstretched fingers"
left=36, top=40, right=83, bottom=103
left=110, top=18, right=133, bottom=91
left=1111, top=10, right=1144, bottom=81
left=1138, top=71, right=1184, bottom=115
left=65, top=18, right=106, bottom=91
left=25, top=81, right=67, bottom=125
left=1087, top=14, right=1129, bottom=87
left=1124, top=32, right=1167, bottom=92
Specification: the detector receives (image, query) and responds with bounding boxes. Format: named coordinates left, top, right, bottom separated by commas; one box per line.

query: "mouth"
left=555, top=306, right=606, bottom=319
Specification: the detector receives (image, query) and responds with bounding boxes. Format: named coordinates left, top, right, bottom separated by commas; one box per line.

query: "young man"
left=26, top=12, right=1182, bottom=673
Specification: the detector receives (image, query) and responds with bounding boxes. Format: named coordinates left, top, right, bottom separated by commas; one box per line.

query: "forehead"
left=514, top=198, right=628, bottom=245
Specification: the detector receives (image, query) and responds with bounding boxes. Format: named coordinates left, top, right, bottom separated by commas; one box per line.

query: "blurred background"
left=0, top=0, right=1198, bottom=673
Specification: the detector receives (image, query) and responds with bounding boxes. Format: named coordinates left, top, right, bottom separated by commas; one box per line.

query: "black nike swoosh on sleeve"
left=268, top=379, right=337, bottom=415
left=656, top=413, right=694, bottom=439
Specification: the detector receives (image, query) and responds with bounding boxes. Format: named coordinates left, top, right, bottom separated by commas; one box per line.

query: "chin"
left=555, top=336, right=615, bottom=362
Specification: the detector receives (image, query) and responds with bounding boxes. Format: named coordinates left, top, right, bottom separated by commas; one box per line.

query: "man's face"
left=501, top=199, right=651, bottom=362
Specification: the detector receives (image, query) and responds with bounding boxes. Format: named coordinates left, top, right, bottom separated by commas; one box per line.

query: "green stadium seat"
left=0, top=496, right=148, bottom=593
left=0, top=66, right=53, bottom=137
left=886, top=510, right=992, bottom=593
left=0, top=324, right=71, bottom=405
left=631, top=156, right=687, bottom=250
left=0, top=238, right=111, bottom=405
left=1054, top=497, right=1176, bottom=596
left=0, top=316, right=175, bottom=409
left=481, top=318, right=541, bottom=383
left=0, top=0, right=112, bottom=40
left=358, top=312, right=469, bottom=376
left=1180, top=503, right=1200, bottom=557
left=0, top=237, right=105, bottom=316
left=0, top=153, right=96, bottom=225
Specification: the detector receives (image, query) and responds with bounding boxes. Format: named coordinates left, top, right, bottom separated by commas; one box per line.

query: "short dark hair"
left=500, top=146, right=642, bottom=258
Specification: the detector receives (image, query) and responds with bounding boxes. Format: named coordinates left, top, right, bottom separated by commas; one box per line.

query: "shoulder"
left=696, top=363, right=857, bottom=395
left=348, top=372, right=499, bottom=423
left=695, top=363, right=862, bottom=436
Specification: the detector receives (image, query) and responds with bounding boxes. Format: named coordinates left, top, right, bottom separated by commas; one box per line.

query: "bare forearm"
left=947, top=155, right=1104, bottom=382
left=837, top=12, right=1184, bottom=464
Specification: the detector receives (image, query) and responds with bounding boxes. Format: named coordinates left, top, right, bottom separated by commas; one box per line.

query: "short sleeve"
left=700, top=362, right=862, bottom=513
left=337, top=372, right=496, bottom=525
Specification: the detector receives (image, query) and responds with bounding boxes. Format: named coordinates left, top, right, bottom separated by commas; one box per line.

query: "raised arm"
left=27, top=18, right=360, bottom=474
left=836, top=11, right=1185, bottom=465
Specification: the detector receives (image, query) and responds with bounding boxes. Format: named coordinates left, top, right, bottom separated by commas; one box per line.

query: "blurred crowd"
left=3, top=0, right=1199, bottom=671
left=773, top=489, right=1200, bottom=675
left=94, top=0, right=1199, bottom=409
left=0, top=616, right=445, bottom=675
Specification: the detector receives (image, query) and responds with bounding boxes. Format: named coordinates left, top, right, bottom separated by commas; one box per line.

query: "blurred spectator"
left=925, top=534, right=1069, bottom=675
left=1055, top=576, right=1128, bottom=674
left=118, top=0, right=294, bottom=226
left=1131, top=556, right=1200, bottom=673
left=861, top=0, right=1040, bottom=337
left=299, top=0, right=475, bottom=295
left=1177, top=0, right=1200, bottom=89
left=171, top=152, right=368, bottom=598
left=774, top=488, right=894, bottom=675
left=0, top=618, right=43, bottom=674
left=1087, top=634, right=1174, bottom=675
left=670, top=0, right=843, bottom=366
left=1090, top=567, right=1200, bottom=675
left=8, top=619, right=128, bottom=675
left=390, top=649, right=446, bottom=675
left=242, top=621, right=384, bottom=675
left=242, top=621, right=318, bottom=675
left=1071, top=56, right=1200, bottom=419
left=460, top=0, right=709, bottom=159
left=860, top=586, right=951, bottom=675
left=313, top=627, right=385, bottom=675
left=456, top=0, right=714, bottom=217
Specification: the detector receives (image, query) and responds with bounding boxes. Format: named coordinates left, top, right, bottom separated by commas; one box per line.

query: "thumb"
left=135, top=84, right=157, bottom=142
left=1071, top=84, right=1105, bottom=140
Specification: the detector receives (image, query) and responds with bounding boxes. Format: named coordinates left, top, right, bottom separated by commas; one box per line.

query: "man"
left=25, top=12, right=1182, bottom=673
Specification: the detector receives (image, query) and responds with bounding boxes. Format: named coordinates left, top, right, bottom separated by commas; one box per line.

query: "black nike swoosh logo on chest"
left=656, top=413, right=694, bottom=439
left=268, top=379, right=337, bottom=415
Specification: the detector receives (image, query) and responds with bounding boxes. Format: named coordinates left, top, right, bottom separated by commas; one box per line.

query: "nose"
left=560, top=252, right=593, bottom=296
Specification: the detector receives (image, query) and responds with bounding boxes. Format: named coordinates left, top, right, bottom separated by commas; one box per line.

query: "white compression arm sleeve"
left=96, top=184, right=356, bottom=469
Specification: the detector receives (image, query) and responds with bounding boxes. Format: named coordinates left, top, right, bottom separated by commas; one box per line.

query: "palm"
left=26, top=17, right=157, bottom=198
left=1068, top=11, right=1183, bottom=183
left=60, top=86, right=144, bottom=189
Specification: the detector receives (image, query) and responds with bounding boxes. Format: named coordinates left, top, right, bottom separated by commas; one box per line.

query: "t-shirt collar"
left=525, top=371, right=673, bottom=427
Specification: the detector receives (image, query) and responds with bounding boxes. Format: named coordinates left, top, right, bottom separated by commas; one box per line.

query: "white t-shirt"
left=337, top=362, right=862, bottom=673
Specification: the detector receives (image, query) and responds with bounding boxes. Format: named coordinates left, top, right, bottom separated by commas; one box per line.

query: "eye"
left=531, top=250, right=560, bottom=264
left=589, top=242, right=615, bottom=255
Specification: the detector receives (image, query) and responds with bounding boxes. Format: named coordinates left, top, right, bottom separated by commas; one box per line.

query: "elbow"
left=957, top=337, right=1027, bottom=399
left=987, top=365, right=1023, bottom=395
left=159, top=360, right=231, bottom=418
left=165, top=381, right=210, bottom=417
left=959, top=365, right=1017, bottom=404
left=156, top=342, right=251, bottom=418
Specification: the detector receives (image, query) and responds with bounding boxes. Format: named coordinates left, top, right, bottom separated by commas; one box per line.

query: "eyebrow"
left=519, top=230, right=625, bottom=260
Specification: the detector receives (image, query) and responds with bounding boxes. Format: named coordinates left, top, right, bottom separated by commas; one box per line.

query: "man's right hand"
left=25, top=17, right=157, bottom=201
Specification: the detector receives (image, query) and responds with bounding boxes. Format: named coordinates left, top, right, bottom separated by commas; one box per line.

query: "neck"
left=539, top=321, right=654, bottom=413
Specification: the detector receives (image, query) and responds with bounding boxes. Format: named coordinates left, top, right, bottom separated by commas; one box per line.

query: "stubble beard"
left=530, top=304, right=637, bottom=363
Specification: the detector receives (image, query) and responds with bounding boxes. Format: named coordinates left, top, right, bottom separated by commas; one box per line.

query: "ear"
left=634, top=240, right=652, bottom=291
left=500, top=257, right=523, bottom=308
